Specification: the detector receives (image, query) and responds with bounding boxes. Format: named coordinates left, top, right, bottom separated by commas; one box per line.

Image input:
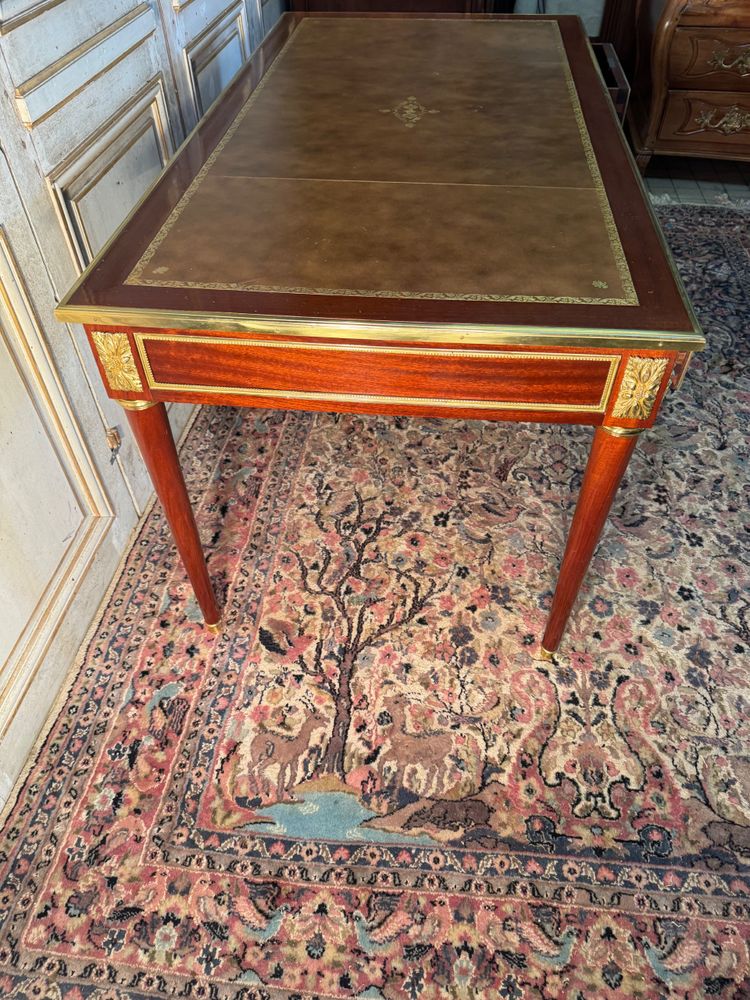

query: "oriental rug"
left=1, top=205, right=749, bottom=999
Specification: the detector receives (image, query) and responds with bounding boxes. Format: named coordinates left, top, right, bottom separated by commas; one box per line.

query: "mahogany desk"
left=56, top=13, right=704, bottom=656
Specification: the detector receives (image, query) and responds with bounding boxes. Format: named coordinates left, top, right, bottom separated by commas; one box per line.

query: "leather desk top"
left=57, top=13, right=703, bottom=350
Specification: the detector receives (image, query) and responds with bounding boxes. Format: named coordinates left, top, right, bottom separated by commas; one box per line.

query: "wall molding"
left=184, top=0, right=249, bottom=116
left=14, top=3, right=156, bottom=127
left=48, top=75, right=174, bottom=268
left=0, top=227, right=112, bottom=744
left=0, top=0, right=66, bottom=35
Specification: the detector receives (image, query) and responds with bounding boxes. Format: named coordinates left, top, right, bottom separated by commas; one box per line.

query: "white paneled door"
left=0, top=0, right=285, bottom=807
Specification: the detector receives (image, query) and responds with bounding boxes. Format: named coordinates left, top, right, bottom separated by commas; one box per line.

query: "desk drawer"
left=135, top=334, right=619, bottom=414
left=659, top=90, right=750, bottom=149
left=670, top=30, right=750, bottom=91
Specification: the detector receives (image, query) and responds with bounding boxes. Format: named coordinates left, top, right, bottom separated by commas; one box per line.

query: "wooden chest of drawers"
left=629, top=0, right=750, bottom=171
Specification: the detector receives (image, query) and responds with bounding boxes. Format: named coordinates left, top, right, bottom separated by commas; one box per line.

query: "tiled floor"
left=645, top=155, right=750, bottom=207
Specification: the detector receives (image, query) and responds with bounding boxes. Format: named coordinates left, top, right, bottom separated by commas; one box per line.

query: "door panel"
left=0, top=0, right=274, bottom=805
left=262, top=0, right=286, bottom=34
left=50, top=77, right=174, bottom=267
left=186, top=2, right=251, bottom=116
left=0, top=161, right=114, bottom=806
left=0, top=0, right=280, bottom=805
left=0, top=285, right=84, bottom=670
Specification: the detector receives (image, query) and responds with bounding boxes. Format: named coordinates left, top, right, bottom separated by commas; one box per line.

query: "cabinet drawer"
left=681, top=2, right=750, bottom=31
left=658, top=90, right=750, bottom=148
left=134, top=333, right=620, bottom=414
left=670, top=29, right=750, bottom=91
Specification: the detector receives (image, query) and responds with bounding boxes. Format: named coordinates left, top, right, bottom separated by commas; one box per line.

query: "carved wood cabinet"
left=629, top=0, right=750, bottom=171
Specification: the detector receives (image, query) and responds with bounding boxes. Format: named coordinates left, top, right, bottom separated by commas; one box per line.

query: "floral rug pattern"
left=1, top=205, right=749, bottom=999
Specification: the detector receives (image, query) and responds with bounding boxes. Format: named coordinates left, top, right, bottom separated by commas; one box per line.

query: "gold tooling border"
left=124, top=18, right=638, bottom=307
left=134, top=332, right=620, bottom=413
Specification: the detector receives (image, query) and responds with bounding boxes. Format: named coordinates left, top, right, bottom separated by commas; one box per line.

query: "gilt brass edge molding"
left=57, top=304, right=706, bottom=351
left=132, top=382, right=609, bottom=413
left=91, top=331, right=143, bottom=393
left=134, top=333, right=619, bottom=413
left=611, top=356, right=669, bottom=420
left=136, top=331, right=622, bottom=362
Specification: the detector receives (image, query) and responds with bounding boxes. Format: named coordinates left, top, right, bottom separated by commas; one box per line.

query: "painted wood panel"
left=0, top=0, right=281, bottom=807
left=49, top=78, right=173, bottom=267
left=193, top=23, right=245, bottom=113
left=184, top=2, right=250, bottom=116
left=262, top=0, right=286, bottom=36
left=0, top=0, right=67, bottom=35
left=0, top=288, right=84, bottom=671
left=26, top=32, right=171, bottom=174
left=0, top=168, right=113, bottom=805
left=12, top=4, right=154, bottom=126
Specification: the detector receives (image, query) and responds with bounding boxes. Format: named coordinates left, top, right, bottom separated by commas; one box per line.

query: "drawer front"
left=670, top=30, right=750, bottom=91
left=135, top=334, right=620, bottom=414
left=681, top=2, right=750, bottom=30
left=659, top=90, right=750, bottom=148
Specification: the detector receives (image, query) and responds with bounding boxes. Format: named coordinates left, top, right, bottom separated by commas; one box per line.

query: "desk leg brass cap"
left=538, top=646, right=555, bottom=661
left=205, top=620, right=222, bottom=634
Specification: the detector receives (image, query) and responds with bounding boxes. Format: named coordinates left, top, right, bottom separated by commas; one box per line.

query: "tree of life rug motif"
left=1, top=205, right=749, bottom=999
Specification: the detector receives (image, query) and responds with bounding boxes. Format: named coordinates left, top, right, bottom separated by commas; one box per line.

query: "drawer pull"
left=695, top=105, right=750, bottom=135
left=708, top=47, right=750, bottom=77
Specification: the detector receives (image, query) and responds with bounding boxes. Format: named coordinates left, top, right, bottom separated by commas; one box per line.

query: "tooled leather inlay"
left=380, top=96, right=441, bottom=128
left=126, top=18, right=638, bottom=307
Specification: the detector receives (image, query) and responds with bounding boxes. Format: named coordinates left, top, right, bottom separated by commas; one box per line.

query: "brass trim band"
left=134, top=332, right=621, bottom=414
left=118, top=399, right=158, bottom=411
left=56, top=304, right=705, bottom=351
left=601, top=425, right=644, bottom=437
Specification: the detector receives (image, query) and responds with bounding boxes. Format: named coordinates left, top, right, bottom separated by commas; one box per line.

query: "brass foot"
left=205, top=620, right=222, bottom=634
left=601, top=425, right=644, bottom=438
left=118, top=399, right=158, bottom=412
left=538, top=646, right=555, bottom=661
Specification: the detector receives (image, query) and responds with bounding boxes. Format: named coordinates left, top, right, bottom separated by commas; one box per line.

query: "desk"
left=56, top=13, right=704, bottom=655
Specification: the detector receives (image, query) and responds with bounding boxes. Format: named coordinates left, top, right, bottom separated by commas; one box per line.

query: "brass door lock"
left=105, top=426, right=122, bottom=464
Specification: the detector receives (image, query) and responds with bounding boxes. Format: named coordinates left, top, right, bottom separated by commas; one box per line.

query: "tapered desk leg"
left=120, top=401, right=221, bottom=629
left=541, top=426, right=641, bottom=656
